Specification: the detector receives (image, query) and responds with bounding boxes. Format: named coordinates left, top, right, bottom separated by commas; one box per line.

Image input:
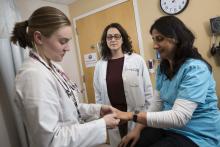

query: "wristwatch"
left=132, top=110, right=139, bottom=122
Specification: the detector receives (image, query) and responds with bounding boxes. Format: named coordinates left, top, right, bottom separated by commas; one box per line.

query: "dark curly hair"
left=100, top=23, right=133, bottom=60
left=150, top=16, right=212, bottom=79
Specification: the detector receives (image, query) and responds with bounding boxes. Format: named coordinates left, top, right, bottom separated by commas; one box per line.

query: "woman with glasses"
left=11, top=6, right=120, bottom=147
left=115, top=16, right=220, bottom=147
left=93, top=23, right=160, bottom=147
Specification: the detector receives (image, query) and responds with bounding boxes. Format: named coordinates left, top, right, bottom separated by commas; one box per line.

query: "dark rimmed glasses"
left=106, top=34, right=122, bottom=41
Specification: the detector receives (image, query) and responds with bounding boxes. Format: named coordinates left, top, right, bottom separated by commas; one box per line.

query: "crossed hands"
left=100, top=105, right=131, bottom=129
left=100, top=105, right=142, bottom=147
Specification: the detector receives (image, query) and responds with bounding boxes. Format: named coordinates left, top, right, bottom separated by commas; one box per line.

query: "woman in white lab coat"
left=11, top=6, right=119, bottom=147
left=94, top=23, right=160, bottom=147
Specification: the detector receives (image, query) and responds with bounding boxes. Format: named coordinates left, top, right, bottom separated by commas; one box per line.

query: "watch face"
left=160, top=0, right=189, bottom=15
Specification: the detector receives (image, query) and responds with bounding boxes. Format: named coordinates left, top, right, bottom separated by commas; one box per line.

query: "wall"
left=69, top=0, right=117, bottom=18
left=138, top=0, right=220, bottom=102
left=0, top=84, right=12, bottom=147
left=0, top=111, right=11, bottom=147
left=69, top=0, right=220, bottom=104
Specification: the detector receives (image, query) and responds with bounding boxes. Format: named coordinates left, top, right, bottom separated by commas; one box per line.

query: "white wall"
left=0, top=98, right=11, bottom=147
left=0, top=112, right=11, bottom=147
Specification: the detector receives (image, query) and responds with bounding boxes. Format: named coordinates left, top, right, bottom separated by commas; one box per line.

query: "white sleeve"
left=140, top=57, right=154, bottom=111
left=93, top=61, right=103, bottom=104
left=78, top=103, right=102, bottom=121
left=16, top=69, right=106, bottom=147
left=147, top=98, right=198, bottom=128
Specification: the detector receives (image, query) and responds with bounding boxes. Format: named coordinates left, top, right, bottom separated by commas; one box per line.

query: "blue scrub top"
left=156, top=59, right=220, bottom=147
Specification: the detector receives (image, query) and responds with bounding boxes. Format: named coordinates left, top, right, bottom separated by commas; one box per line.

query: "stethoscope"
left=29, top=51, right=83, bottom=123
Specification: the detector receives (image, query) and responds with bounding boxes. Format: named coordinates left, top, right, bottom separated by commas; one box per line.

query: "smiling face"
left=106, top=27, right=123, bottom=52
left=151, top=29, right=176, bottom=60
left=39, top=26, right=72, bottom=62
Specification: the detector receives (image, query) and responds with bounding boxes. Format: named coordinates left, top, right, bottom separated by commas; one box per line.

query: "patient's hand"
left=112, top=108, right=133, bottom=122
left=118, top=128, right=140, bottom=147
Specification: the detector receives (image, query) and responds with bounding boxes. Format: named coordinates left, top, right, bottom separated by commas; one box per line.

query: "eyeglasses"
left=106, top=34, right=122, bottom=41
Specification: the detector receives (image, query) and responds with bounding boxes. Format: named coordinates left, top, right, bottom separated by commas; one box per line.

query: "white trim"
left=72, top=0, right=145, bottom=101
left=132, top=0, right=145, bottom=58
left=72, top=23, right=88, bottom=103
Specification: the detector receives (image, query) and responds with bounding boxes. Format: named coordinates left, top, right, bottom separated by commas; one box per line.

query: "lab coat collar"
left=29, top=50, right=52, bottom=70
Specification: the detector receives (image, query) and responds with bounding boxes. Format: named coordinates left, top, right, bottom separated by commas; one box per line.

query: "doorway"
left=74, top=0, right=142, bottom=103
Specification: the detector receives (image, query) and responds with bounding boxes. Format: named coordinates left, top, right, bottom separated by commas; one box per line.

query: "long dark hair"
left=11, top=6, right=71, bottom=49
left=100, top=23, right=133, bottom=60
left=150, top=16, right=212, bottom=79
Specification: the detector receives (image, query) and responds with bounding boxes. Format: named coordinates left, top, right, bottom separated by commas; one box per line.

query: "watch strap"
left=132, top=110, right=139, bottom=122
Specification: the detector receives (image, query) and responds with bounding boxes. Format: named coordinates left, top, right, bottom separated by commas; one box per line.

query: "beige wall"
left=69, top=0, right=220, bottom=101
left=69, top=0, right=118, bottom=18
left=138, top=0, right=220, bottom=99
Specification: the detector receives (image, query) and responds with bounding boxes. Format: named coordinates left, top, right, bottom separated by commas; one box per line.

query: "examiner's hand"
left=100, top=105, right=115, bottom=117
left=103, top=113, right=120, bottom=129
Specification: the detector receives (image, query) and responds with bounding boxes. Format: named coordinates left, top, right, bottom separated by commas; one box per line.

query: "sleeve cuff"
left=96, top=118, right=107, bottom=143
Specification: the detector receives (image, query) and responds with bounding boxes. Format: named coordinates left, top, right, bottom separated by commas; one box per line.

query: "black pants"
left=134, top=127, right=198, bottom=147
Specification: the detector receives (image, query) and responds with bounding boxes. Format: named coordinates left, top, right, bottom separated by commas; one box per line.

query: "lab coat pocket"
left=123, top=69, right=139, bottom=87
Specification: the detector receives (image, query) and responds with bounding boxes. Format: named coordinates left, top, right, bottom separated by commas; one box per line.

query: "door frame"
left=72, top=0, right=144, bottom=102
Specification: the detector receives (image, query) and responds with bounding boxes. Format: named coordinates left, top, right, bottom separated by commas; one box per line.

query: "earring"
left=173, top=39, right=178, bottom=44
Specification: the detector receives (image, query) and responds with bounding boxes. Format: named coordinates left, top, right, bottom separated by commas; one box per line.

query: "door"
left=76, top=0, right=140, bottom=103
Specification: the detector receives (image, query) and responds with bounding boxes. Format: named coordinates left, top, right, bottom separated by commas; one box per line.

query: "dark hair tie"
left=25, top=20, right=29, bottom=26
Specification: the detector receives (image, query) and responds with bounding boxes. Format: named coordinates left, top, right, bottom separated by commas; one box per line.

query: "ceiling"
left=41, top=0, right=78, bottom=5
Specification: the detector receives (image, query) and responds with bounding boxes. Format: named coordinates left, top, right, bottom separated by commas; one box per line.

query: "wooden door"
left=76, top=0, right=140, bottom=103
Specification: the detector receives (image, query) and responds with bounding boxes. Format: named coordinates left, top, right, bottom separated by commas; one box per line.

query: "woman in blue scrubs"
left=116, top=16, right=220, bottom=147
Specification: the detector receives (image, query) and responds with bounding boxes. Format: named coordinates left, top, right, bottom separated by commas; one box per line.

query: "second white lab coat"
left=93, top=53, right=155, bottom=147
left=15, top=53, right=107, bottom=147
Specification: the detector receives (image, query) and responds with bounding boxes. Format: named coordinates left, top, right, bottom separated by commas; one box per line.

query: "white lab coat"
left=15, top=53, right=107, bottom=147
left=93, top=53, right=154, bottom=147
